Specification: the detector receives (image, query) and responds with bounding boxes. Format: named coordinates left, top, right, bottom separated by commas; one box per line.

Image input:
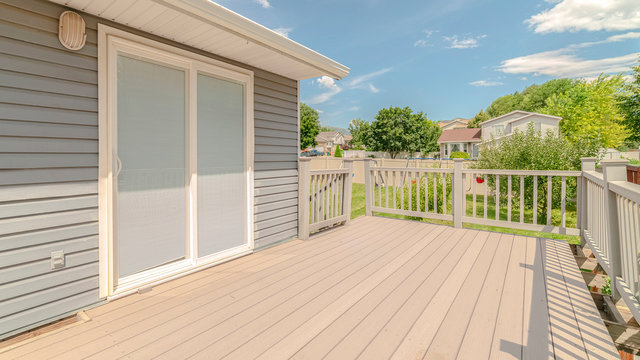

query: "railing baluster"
left=433, top=173, right=438, bottom=214
left=547, top=176, right=552, bottom=226
left=520, top=175, right=524, bottom=223
left=561, top=176, right=566, bottom=228
left=507, top=175, right=512, bottom=222
left=442, top=172, right=447, bottom=215
left=473, top=172, right=477, bottom=218
left=533, top=175, right=538, bottom=225
left=393, top=171, right=397, bottom=209
left=408, top=171, right=413, bottom=212
left=425, top=172, right=429, bottom=213
left=483, top=174, right=488, bottom=219
left=495, top=175, right=500, bottom=221
left=330, top=173, right=336, bottom=219
left=385, top=171, right=389, bottom=208
left=313, top=174, right=318, bottom=224
left=400, top=171, right=405, bottom=210
left=378, top=170, right=382, bottom=208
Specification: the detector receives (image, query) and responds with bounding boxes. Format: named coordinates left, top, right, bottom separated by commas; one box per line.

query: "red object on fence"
left=476, top=176, right=484, bottom=184
left=628, top=165, right=640, bottom=185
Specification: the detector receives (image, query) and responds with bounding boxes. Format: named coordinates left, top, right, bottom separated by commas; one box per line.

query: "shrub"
left=334, top=145, right=343, bottom=157
left=387, top=173, right=452, bottom=218
left=474, top=123, right=598, bottom=221
left=450, top=151, right=469, bottom=159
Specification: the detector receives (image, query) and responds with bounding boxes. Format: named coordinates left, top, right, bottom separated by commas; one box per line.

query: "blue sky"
left=216, top=0, right=640, bottom=128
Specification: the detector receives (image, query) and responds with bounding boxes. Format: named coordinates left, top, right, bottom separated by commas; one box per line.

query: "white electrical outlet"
left=51, top=250, right=65, bottom=270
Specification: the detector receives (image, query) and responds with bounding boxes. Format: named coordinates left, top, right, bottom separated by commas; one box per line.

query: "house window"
left=463, top=143, right=468, bottom=153
left=493, top=125, right=504, bottom=136
left=451, top=143, right=460, bottom=153
left=472, top=144, right=479, bottom=158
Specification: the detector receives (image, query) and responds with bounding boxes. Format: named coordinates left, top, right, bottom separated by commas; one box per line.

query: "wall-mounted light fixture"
left=58, top=11, right=87, bottom=51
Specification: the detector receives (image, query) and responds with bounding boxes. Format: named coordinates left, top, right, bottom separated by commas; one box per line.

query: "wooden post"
left=343, top=159, right=354, bottom=225
left=453, top=158, right=464, bottom=228
left=363, top=159, right=374, bottom=216
left=580, top=157, right=596, bottom=246
left=298, top=157, right=311, bottom=240
left=602, top=158, right=629, bottom=299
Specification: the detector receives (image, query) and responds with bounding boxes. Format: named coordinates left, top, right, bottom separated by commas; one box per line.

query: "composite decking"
left=1, top=216, right=618, bottom=359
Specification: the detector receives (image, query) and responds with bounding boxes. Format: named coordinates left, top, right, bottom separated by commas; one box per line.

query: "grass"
left=349, top=183, right=580, bottom=244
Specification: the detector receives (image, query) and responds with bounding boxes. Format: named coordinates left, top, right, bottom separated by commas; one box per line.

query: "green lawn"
left=349, top=183, right=580, bottom=244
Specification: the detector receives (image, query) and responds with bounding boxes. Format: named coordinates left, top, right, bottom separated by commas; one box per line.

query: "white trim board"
left=98, top=24, right=255, bottom=299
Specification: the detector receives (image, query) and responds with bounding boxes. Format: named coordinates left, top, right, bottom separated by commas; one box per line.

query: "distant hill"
left=320, top=125, right=350, bottom=135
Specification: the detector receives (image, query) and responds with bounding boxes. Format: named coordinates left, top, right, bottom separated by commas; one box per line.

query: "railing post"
left=298, top=157, right=311, bottom=240
left=363, top=159, right=373, bottom=216
left=343, top=159, right=354, bottom=225
left=452, top=158, right=464, bottom=228
left=602, top=159, right=628, bottom=299
left=580, top=157, right=597, bottom=246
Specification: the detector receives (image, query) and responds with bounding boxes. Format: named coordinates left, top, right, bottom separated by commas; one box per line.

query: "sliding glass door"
left=104, top=33, right=253, bottom=296
left=115, top=55, right=187, bottom=279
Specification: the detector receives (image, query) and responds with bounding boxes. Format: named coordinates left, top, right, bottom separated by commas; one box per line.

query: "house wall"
left=510, top=115, right=559, bottom=135
left=0, top=0, right=298, bottom=339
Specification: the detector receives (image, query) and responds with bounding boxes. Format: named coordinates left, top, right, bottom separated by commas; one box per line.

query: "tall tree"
left=486, top=92, right=523, bottom=118
left=468, top=109, right=490, bottom=128
left=348, top=118, right=371, bottom=149
left=368, top=106, right=441, bottom=158
left=300, top=103, right=320, bottom=150
left=543, top=75, right=629, bottom=149
left=619, top=58, right=640, bottom=146
left=519, top=79, right=577, bottom=112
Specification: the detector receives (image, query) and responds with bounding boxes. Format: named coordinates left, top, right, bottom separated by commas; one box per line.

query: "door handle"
left=115, top=155, right=122, bottom=177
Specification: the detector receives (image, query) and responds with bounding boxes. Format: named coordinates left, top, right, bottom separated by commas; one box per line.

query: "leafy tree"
left=543, top=75, right=629, bottom=149
left=367, top=106, right=441, bottom=158
left=468, top=109, right=490, bottom=128
left=475, top=123, right=598, bottom=220
left=486, top=92, right=523, bottom=118
left=519, top=79, right=577, bottom=112
left=334, top=144, right=343, bottom=157
left=619, top=58, right=640, bottom=145
left=300, top=103, right=320, bottom=150
left=348, top=118, right=371, bottom=149
left=320, top=126, right=333, bottom=132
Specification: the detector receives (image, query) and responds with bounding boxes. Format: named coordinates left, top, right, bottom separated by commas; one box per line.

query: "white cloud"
left=527, top=0, right=640, bottom=33
left=414, top=30, right=436, bottom=48
left=444, top=34, right=486, bottom=49
left=254, top=0, right=271, bottom=8
left=306, top=68, right=391, bottom=104
left=348, top=106, right=361, bottom=111
left=414, top=39, right=428, bottom=48
left=498, top=32, right=640, bottom=78
left=469, top=80, right=504, bottom=87
left=307, top=76, right=342, bottom=104
left=272, top=27, right=292, bottom=38
left=348, top=68, right=392, bottom=86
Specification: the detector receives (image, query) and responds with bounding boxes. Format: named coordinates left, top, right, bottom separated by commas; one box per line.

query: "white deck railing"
left=581, top=158, right=640, bottom=321
left=298, top=156, right=640, bottom=322
left=298, top=158, right=353, bottom=239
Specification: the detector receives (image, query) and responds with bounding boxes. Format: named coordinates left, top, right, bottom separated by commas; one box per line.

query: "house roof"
left=437, top=128, right=482, bottom=143
left=438, top=118, right=470, bottom=128
left=49, top=0, right=349, bottom=80
left=479, top=110, right=561, bottom=126
left=315, top=131, right=340, bottom=143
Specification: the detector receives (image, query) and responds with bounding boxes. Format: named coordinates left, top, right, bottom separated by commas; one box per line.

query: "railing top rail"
left=310, top=169, right=351, bottom=175
left=461, top=169, right=582, bottom=176
left=609, top=180, right=640, bottom=204
left=371, top=166, right=454, bottom=173
left=583, top=170, right=605, bottom=185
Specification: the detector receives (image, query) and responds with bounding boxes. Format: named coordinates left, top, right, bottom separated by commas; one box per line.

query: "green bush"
left=389, top=173, right=452, bottom=217
left=450, top=151, right=470, bottom=159
left=334, top=144, right=343, bottom=157
left=474, top=123, right=598, bottom=222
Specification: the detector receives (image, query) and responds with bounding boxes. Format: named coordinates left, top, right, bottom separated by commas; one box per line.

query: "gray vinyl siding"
left=0, top=0, right=298, bottom=339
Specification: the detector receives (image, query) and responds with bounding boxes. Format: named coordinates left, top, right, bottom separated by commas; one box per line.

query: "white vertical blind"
left=197, top=73, right=246, bottom=257
left=116, top=55, right=187, bottom=278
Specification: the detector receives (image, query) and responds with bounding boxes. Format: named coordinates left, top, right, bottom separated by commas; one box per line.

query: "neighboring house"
left=0, top=0, right=348, bottom=340
left=437, top=128, right=482, bottom=159
left=438, top=118, right=470, bottom=131
left=480, top=110, right=561, bottom=142
left=315, top=131, right=348, bottom=154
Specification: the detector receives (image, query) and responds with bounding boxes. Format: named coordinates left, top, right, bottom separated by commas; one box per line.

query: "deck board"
left=0, top=216, right=619, bottom=360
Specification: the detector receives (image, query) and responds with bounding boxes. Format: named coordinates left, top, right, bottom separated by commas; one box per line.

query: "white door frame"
left=98, top=25, right=254, bottom=299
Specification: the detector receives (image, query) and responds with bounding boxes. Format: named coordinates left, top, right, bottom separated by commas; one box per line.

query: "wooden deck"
left=1, top=216, right=619, bottom=359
